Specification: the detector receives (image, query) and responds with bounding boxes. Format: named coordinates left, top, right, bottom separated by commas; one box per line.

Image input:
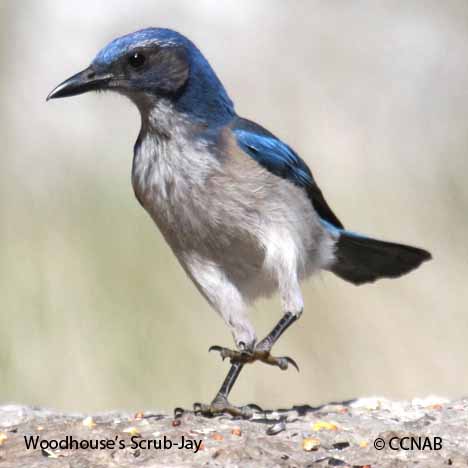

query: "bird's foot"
left=193, top=395, right=262, bottom=419
left=209, top=341, right=299, bottom=371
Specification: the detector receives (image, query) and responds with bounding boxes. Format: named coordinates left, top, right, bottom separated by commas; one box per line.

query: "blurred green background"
left=0, top=0, right=466, bottom=413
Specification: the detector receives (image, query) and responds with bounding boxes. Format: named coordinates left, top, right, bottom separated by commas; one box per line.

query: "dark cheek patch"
left=151, top=47, right=189, bottom=94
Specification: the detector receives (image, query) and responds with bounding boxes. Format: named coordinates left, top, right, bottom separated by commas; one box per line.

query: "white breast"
left=131, top=125, right=222, bottom=245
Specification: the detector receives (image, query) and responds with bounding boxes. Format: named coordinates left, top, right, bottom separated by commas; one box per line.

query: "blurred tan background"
left=0, top=0, right=466, bottom=413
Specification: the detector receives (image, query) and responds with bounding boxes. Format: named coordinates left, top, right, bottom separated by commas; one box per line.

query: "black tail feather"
left=331, top=232, right=432, bottom=285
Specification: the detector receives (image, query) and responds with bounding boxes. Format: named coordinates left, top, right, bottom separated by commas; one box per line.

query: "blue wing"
left=232, top=117, right=344, bottom=229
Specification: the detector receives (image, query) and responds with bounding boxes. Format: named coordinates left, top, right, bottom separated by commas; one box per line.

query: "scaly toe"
left=209, top=345, right=253, bottom=364
left=208, top=345, right=299, bottom=370
left=193, top=398, right=255, bottom=419
left=209, top=345, right=237, bottom=361
left=193, top=402, right=209, bottom=416
left=259, top=353, right=300, bottom=371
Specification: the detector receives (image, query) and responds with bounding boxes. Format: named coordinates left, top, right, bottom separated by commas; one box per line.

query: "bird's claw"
left=209, top=345, right=299, bottom=371
left=193, top=397, right=261, bottom=419
left=208, top=345, right=248, bottom=361
left=279, top=356, right=300, bottom=372
left=209, top=345, right=253, bottom=362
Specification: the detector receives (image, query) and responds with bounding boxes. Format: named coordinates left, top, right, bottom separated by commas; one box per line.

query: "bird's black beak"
left=46, top=66, right=112, bottom=101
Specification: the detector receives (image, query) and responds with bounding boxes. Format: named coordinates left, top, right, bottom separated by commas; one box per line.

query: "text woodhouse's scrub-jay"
left=47, top=28, right=431, bottom=418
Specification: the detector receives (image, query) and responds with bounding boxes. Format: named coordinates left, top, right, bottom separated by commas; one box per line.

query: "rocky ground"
left=0, top=397, right=466, bottom=467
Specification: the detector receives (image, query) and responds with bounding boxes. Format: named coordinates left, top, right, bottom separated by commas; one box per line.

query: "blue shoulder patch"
left=234, top=129, right=314, bottom=188
left=232, top=118, right=344, bottom=230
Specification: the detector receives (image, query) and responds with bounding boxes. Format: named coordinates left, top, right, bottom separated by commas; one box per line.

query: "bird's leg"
left=210, top=311, right=300, bottom=371
left=256, top=310, right=300, bottom=353
left=193, top=362, right=262, bottom=418
left=195, top=312, right=300, bottom=418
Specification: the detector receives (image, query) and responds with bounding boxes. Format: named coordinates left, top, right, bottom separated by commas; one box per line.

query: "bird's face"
left=47, top=28, right=191, bottom=102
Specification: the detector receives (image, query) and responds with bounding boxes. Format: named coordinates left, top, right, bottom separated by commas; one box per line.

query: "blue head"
left=48, top=28, right=235, bottom=125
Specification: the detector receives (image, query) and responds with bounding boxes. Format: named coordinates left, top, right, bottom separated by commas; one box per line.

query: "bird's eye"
left=128, top=52, right=146, bottom=68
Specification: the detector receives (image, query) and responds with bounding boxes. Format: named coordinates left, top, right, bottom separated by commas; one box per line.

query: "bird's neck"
left=174, top=70, right=235, bottom=126
left=135, top=96, right=185, bottom=139
left=132, top=93, right=229, bottom=142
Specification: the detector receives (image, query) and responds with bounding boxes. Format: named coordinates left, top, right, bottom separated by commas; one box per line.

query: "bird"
left=47, top=27, right=431, bottom=418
